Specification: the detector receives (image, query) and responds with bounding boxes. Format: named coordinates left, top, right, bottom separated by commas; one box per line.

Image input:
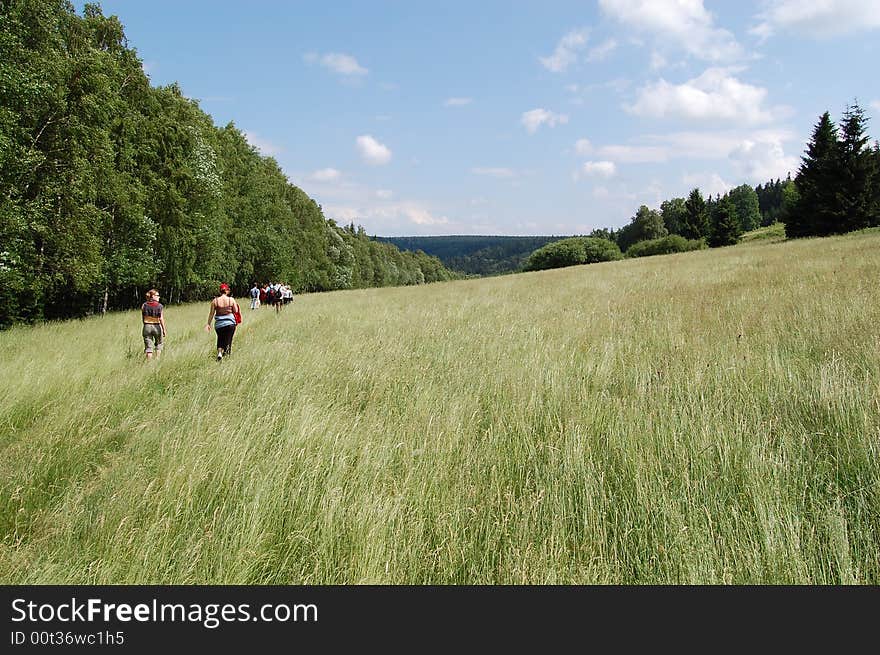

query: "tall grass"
left=1, top=232, right=878, bottom=583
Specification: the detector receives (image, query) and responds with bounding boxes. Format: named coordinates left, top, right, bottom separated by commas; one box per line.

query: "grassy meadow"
left=1, top=231, right=879, bottom=584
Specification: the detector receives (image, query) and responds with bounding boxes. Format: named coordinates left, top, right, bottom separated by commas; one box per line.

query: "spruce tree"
left=709, top=196, right=742, bottom=247
left=791, top=111, right=841, bottom=237
left=682, top=188, right=709, bottom=240
left=837, top=102, right=877, bottom=231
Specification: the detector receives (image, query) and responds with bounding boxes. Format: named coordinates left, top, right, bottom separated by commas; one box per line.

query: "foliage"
left=625, top=235, right=705, bottom=258
left=616, top=205, right=668, bottom=252
left=0, top=1, right=456, bottom=327
left=682, top=188, right=709, bottom=241
left=709, top=196, right=743, bottom=247
left=376, top=235, right=568, bottom=276
left=523, top=237, right=622, bottom=271
left=727, top=184, right=761, bottom=232
left=660, top=198, right=687, bottom=236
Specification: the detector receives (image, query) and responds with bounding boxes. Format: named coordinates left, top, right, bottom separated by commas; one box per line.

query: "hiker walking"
left=141, top=289, right=166, bottom=361
left=205, top=283, right=240, bottom=361
left=249, top=282, right=260, bottom=310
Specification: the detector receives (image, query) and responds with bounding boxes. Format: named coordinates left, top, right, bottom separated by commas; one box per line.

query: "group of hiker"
left=248, top=282, right=293, bottom=313
left=141, top=281, right=293, bottom=362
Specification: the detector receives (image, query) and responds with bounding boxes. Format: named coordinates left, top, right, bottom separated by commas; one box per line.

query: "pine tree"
left=682, top=188, right=709, bottom=240
left=837, top=102, right=876, bottom=231
left=709, top=196, right=742, bottom=247
left=791, top=111, right=841, bottom=237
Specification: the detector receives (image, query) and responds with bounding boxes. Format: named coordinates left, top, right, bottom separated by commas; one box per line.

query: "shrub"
left=625, top=235, right=706, bottom=258
left=523, top=237, right=622, bottom=271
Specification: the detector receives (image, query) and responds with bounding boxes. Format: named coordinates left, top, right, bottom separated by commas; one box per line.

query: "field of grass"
left=2, top=231, right=879, bottom=584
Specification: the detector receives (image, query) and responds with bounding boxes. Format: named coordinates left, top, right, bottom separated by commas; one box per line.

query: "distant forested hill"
left=375, top=235, right=570, bottom=275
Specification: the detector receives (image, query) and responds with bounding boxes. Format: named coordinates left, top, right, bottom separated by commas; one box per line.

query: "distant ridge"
left=374, top=235, right=571, bottom=276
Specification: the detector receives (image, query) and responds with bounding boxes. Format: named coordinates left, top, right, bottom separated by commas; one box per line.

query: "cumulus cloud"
left=751, top=0, right=880, bottom=39
left=375, top=189, right=393, bottom=199
left=871, top=100, right=880, bottom=113
left=581, top=161, right=617, bottom=177
left=626, top=68, right=789, bottom=125
left=540, top=29, right=589, bottom=72
left=356, top=135, right=392, bottom=165
left=521, top=108, right=569, bottom=133
left=309, top=168, right=341, bottom=182
left=304, top=52, right=368, bottom=76
left=471, top=167, right=517, bottom=178
left=729, top=139, right=799, bottom=183
left=599, top=0, right=743, bottom=62
left=589, top=129, right=797, bottom=175
left=444, top=97, right=473, bottom=107
left=243, top=131, right=282, bottom=156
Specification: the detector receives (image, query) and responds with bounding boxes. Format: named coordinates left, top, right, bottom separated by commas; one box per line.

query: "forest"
left=0, top=1, right=457, bottom=328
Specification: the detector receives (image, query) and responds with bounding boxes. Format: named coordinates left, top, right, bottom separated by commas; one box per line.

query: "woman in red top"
left=141, top=289, right=166, bottom=361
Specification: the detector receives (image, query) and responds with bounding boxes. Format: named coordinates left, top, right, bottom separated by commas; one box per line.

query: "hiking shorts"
left=143, top=323, right=164, bottom=353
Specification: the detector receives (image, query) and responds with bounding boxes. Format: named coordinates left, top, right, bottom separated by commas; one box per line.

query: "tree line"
left=0, top=1, right=456, bottom=328
left=528, top=102, right=879, bottom=272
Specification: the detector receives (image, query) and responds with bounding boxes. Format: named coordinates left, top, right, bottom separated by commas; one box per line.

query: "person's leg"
left=144, top=327, right=155, bottom=361
left=216, top=326, right=234, bottom=359
left=224, top=325, right=236, bottom=356
left=215, top=326, right=225, bottom=360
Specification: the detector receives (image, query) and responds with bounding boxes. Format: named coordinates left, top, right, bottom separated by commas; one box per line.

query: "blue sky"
left=84, top=1, right=880, bottom=236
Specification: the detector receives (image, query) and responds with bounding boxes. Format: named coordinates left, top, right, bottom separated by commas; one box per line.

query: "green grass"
left=739, top=222, right=786, bottom=244
left=1, top=231, right=879, bottom=583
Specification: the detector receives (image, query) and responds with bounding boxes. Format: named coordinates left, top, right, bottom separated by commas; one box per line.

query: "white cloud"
left=599, top=0, right=743, bottom=62
left=627, top=68, right=789, bottom=125
left=403, top=205, right=450, bottom=226
left=472, top=167, right=517, bottom=178
left=751, top=0, right=880, bottom=39
left=243, top=131, right=282, bottom=156
left=729, top=139, right=799, bottom=183
left=682, top=172, right=732, bottom=197
left=309, top=168, right=341, bottom=182
left=871, top=100, right=880, bottom=113
left=356, top=135, right=392, bottom=165
left=587, top=39, right=618, bottom=62
left=581, top=161, right=617, bottom=177
left=444, top=97, right=473, bottom=107
left=589, top=129, right=798, bottom=173
left=521, top=108, right=569, bottom=133
left=304, top=52, right=368, bottom=76
left=593, top=186, right=611, bottom=198
left=540, top=29, right=589, bottom=72
left=375, top=189, right=393, bottom=199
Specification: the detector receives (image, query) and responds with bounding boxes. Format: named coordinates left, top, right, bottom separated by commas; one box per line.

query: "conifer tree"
left=836, top=102, right=877, bottom=231
left=708, top=196, right=742, bottom=247
left=791, top=111, right=841, bottom=237
left=681, top=188, right=708, bottom=240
